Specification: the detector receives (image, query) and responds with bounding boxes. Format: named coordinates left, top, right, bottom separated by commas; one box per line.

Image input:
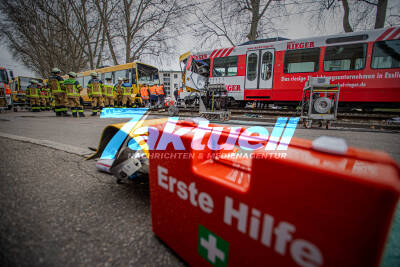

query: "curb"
left=0, top=132, right=92, bottom=157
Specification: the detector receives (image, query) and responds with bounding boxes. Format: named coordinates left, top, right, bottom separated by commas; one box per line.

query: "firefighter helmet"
left=90, top=72, right=98, bottom=77
left=30, top=80, right=38, bottom=84
left=68, top=72, right=77, bottom=78
left=118, top=77, right=123, bottom=81
left=51, top=68, right=61, bottom=74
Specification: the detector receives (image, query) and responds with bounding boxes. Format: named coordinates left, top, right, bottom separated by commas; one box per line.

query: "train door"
left=245, top=49, right=274, bottom=89
left=259, top=49, right=274, bottom=89
left=245, top=51, right=259, bottom=89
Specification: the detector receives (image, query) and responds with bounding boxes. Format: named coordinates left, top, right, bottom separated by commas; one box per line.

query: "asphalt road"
left=0, top=138, right=184, bottom=267
left=0, top=110, right=399, bottom=266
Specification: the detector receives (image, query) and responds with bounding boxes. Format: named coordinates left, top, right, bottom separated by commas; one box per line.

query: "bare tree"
left=191, top=0, right=288, bottom=48
left=0, top=0, right=89, bottom=76
left=1, top=0, right=192, bottom=75
left=94, top=0, right=119, bottom=65
left=237, top=0, right=278, bottom=41
left=309, top=0, right=398, bottom=33
left=65, top=0, right=105, bottom=69
left=116, top=0, right=193, bottom=63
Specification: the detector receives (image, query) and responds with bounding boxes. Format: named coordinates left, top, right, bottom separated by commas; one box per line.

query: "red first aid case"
left=148, top=120, right=400, bottom=267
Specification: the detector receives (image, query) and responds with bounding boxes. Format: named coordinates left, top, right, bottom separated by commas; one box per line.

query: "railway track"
left=175, top=107, right=399, bottom=121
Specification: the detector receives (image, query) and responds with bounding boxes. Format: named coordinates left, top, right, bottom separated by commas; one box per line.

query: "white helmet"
left=51, top=67, right=61, bottom=74
left=68, top=72, right=77, bottom=78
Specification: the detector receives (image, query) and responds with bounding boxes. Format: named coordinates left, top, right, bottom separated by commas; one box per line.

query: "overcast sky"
left=0, top=12, right=342, bottom=77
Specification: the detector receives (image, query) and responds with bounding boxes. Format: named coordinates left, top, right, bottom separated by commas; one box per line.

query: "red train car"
left=180, top=27, right=400, bottom=108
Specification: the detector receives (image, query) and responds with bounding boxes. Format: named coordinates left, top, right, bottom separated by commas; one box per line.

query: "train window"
left=127, top=69, right=132, bottom=83
left=76, top=76, right=84, bottom=86
left=104, top=72, right=113, bottom=81
left=213, top=56, right=238, bottom=77
left=247, top=53, right=258, bottom=81
left=19, top=77, right=30, bottom=91
left=324, top=43, right=367, bottom=71
left=371, top=40, right=400, bottom=69
left=0, top=69, right=8, bottom=83
left=114, top=70, right=127, bottom=81
left=326, top=34, right=368, bottom=44
left=261, top=51, right=273, bottom=80
left=82, top=76, right=89, bottom=88
left=284, top=48, right=320, bottom=73
left=132, top=68, right=137, bottom=84
left=153, top=73, right=160, bottom=84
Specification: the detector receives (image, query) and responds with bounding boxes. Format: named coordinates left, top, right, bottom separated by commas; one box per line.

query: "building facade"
left=159, top=71, right=182, bottom=97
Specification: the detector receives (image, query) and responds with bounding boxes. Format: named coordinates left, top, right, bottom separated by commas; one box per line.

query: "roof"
left=77, top=62, right=159, bottom=77
left=238, top=37, right=290, bottom=46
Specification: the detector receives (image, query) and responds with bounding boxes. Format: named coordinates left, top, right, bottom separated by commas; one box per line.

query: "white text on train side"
left=226, top=85, right=240, bottom=91
left=287, top=41, right=315, bottom=50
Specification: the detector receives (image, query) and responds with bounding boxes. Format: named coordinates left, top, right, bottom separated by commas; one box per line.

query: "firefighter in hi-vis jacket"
left=114, top=77, right=123, bottom=108
left=121, top=77, right=133, bottom=108
left=103, top=77, right=114, bottom=108
left=48, top=67, right=69, bottom=116
left=64, top=72, right=85, bottom=118
left=26, top=80, right=41, bottom=112
left=44, top=83, right=52, bottom=110
left=39, top=82, right=50, bottom=111
left=87, top=72, right=103, bottom=116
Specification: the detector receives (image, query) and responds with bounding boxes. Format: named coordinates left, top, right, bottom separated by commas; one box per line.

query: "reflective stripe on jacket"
left=114, top=83, right=122, bottom=95
left=121, top=83, right=132, bottom=96
left=88, top=79, right=103, bottom=96
left=39, top=88, right=47, bottom=98
left=103, top=84, right=114, bottom=97
left=149, top=86, right=157, bottom=95
left=156, top=86, right=164, bottom=95
left=27, top=85, right=40, bottom=97
left=48, top=76, right=64, bottom=93
left=140, top=87, right=149, bottom=100
left=63, top=79, right=81, bottom=97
